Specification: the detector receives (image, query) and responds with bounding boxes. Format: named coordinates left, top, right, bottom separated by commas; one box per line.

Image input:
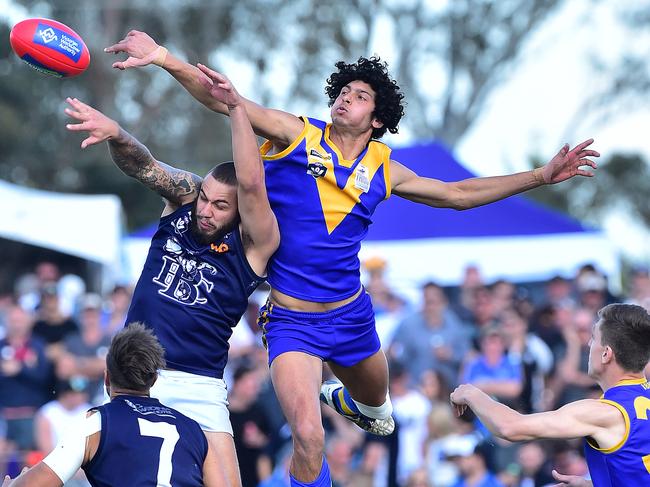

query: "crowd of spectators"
left=1, top=258, right=649, bottom=487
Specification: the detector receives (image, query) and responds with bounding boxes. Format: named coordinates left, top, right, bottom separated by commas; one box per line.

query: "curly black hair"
left=325, top=56, right=405, bottom=140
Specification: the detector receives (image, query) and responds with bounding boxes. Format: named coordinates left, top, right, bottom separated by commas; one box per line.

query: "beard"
left=189, top=198, right=240, bottom=245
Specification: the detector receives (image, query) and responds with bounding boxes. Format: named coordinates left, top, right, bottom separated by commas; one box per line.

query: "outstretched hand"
left=551, top=469, right=592, bottom=486
left=540, top=139, right=599, bottom=184
left=195, top=63, right=242, bottom=109
left=105, top=30, right=164, bottom=70
left=449, top=384, right=475, bottom=417
left=64, top=98, right=120, bottom=149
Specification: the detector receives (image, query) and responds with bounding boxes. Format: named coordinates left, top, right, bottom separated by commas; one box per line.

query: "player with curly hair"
left=107, top=31, right=599, bottom=487
left=324, top=57, right=405, bottom=140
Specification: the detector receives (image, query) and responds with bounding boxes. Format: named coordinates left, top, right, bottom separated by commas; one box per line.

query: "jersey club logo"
left=307, top=149, right=330, bottom=179
left=153, top=216, right=218, bottom=305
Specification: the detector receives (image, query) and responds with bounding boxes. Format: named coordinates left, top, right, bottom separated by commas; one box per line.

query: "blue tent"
left=359, top=141, right=616, bottom=288
left=368, top=141, right=592, bottom=241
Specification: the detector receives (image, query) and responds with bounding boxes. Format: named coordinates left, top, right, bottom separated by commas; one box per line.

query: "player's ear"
left=602, top=345, right=614, bottom=364
left=371, top=117, right=384, bottom=129
left=104, top=370, right=110, bottom=395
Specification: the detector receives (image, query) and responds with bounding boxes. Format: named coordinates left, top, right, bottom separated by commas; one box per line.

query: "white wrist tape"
left=43, top=412, right=101, bottom=482
left=152, top=46, right=168, bottom=67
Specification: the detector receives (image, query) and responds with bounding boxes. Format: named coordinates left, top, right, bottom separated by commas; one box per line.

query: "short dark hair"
left=598, top=303, right=650, bottom=372
left=325, top=56, right=405, bottom=140
left=106, top=322, right=166, bottom=392
left=208, top=161, right=237, bottom=186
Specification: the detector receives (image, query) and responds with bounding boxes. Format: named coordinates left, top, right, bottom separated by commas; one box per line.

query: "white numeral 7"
left=138, top=418, right=180, bottom=486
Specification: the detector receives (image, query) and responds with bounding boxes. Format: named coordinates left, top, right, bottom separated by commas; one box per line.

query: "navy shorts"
left=258, top=290, right=381, bottom=367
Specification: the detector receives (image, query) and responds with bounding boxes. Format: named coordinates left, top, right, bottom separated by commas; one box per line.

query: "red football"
left=9, top=18, right=90, bottom=77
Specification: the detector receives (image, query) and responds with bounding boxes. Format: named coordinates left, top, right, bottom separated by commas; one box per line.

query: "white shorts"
left=150, top=369, right=232, bottom=435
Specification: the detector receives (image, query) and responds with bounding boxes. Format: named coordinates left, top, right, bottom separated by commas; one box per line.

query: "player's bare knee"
left=291, top=420, right=325, bottom=459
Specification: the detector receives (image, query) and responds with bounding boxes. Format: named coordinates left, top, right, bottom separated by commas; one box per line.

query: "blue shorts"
left=258, top=290, right=381, bottom=367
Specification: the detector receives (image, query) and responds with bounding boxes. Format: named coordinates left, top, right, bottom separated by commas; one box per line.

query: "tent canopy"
left=360, top=141, right=617, bottom=289
left=2, top=179, right=123, bottom=266
left=368, top=142, right=592, bottom=240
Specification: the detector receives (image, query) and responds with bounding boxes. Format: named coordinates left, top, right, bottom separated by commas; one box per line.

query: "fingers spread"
left=64, top=108, right=85, bottom=120
left=577, top=158, right=597, bottom=169
left=571, top=138, right=594, bottom=153
left=104, top=42, right=127, bottom=53
left=579, top=149, right=600, bottom=158
left=66, top=122, right=89, bottom=131
left=81, top=136, right=99, bottom=149
left=71, top=98, right=91, bottom=111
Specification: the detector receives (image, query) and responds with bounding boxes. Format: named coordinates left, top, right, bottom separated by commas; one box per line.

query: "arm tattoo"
left=108, top=129, right=201, bottom=203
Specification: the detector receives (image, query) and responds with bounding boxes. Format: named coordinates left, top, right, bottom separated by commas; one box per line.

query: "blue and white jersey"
left=83, top=395, right=207, bottom=487
left=125, top=203, right=264, bottom=378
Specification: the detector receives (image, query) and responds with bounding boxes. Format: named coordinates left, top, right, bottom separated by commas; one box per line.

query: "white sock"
left=352, top=395, right=393, bottom=420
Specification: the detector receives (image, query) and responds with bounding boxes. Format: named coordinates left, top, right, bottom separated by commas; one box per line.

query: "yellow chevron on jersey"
left=261, top=118, right=391, bottom=235
left=315, top=124, right=389, bottom=233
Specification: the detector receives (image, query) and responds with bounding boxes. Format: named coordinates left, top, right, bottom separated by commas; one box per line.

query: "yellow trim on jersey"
left=612, top=377, right=649, bottom=388
left=260, top=118, right=309, bottom=160
left=586, top=399, right=630, bottom=454
left=384, top=157, right=392, bottom=200
left=324, top=124, right=354, bottom=167
left=314, top=144, right=386, bottom=234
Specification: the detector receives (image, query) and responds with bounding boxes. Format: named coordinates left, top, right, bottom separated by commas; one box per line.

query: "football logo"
left=38, top=27, right=57, bottom=44
left=307, top=161, right=327, bottom=179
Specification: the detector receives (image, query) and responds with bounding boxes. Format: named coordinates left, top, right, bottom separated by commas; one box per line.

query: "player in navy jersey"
left=61, top=72, right=279, bottom=487
left=451, top=304, right=650, bottom=487
left=106, top=31, right=599, bottom=487
left=3, top=323, right=223, bottom=487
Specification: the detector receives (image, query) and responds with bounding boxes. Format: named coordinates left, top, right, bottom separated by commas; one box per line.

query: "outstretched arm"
left=65, top=97, right=201, bottom=215
left=449, top=384, right=622, bottom=446
left=391, top=140, right=598, bottom=210
left=197, top=65, right=279, bottom=275
left=104, top=30, right=303, bottom=147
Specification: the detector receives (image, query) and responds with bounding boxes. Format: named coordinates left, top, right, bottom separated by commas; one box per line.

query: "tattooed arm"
left=65, top=97, right=201, bottom=215
left=108, top=128, right=201, bottom=214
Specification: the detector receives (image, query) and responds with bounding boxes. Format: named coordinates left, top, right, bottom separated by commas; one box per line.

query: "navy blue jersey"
left=125, top=203, right=264, bottom=378
left=83, top=395, right=207, bottom=487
